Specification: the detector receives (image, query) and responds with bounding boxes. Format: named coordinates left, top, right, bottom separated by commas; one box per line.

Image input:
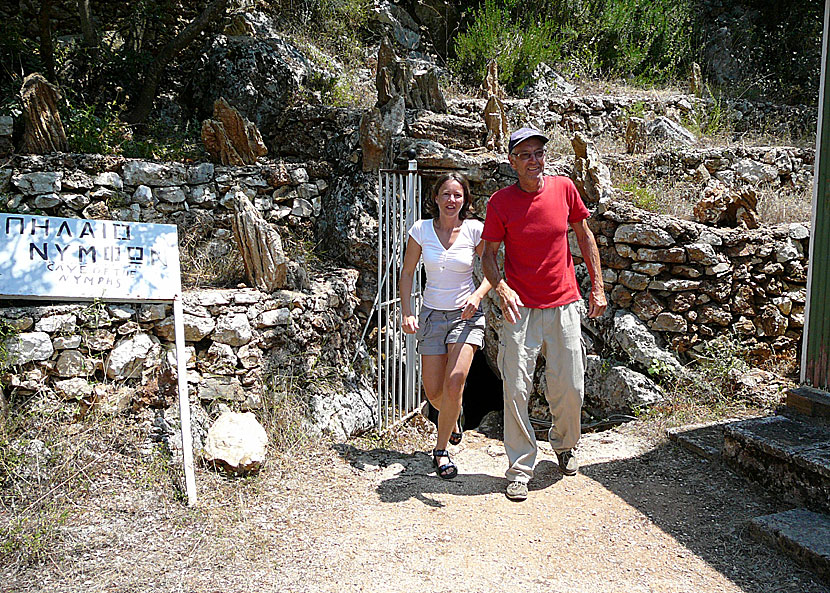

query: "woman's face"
left=435, top=179, right=465, bottom=218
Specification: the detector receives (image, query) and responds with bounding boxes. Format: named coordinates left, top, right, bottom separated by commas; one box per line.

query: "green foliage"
left=451, top=0, right=566, bottom=92
left=682, top=95, right=731, bottom=138
left=451, top=0, right=693, bottom=89
left=0, top=320, right=19, bottom=373
left=619, top=182, right=661, bottom=212
left=63, top=99, right=131, bottom=155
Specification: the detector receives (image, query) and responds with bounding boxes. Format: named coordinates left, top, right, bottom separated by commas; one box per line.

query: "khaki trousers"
left=497, top=301, right=586, bottom=483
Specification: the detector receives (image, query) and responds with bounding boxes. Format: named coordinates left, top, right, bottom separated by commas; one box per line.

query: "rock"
left=232, top=189, right=288, bottom=292
left=183, top=314, right=216, bottom=341
left=122, top=161, right=187, bottom=187
left=12, top=171, right=62, bottom=195
left=201, top=98, right=268, bottom=165
left=614, top=224, right=675, bottom=247
left=20, top=73, right=68, bottom=153
left=54, top=377, right=93, bottom=400
left=204, top=342, right=237, bottom=373
left=625, top=117, right=648, bottom=154
left=646, top=116, right=696, bottom=146
left=585, top=356, right=663, bottom=413
left=35, top=313, right=76, bottom=333
left=693, top=179, right=759, bottom=228
left=483, top=93, right=508, bottom=152
left=187, top=163, right=215, bottom=185
left=370, top=1, right=421, bottom=49
left=571, top=133, right=613, bottom=207
left=93, top=171, right=123, bottom=190
left=375, top=37, right=446, bottom=112
left=199, top=376, right=247, bottom=402
left=613, top=311, right=683, bottom=377
left=260, top=308, right=291, bottom=327
left=194, top=33, right=331, bottom=136
left=203, top=411, right=268, bottom=474
left=55, top=350, right=89, bottom=377
left=4, top=332, right=54, bottom=365
left=105, top=333, right=156, bottom=379
left=212, top=313, right=253, bottom=346
left=521, top=63, right=576, bottom=99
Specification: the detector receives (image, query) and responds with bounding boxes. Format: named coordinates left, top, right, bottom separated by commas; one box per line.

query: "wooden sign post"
left=0, top=213, right=197, bottom=505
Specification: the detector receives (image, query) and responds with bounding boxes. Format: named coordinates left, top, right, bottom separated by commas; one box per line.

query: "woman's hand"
left=460, top=294, right=481, bottom=320
left=402, top=314, right=419, bottom=334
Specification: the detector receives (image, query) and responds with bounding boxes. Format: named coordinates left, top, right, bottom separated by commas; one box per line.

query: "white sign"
left=0, top=213, right=181, bottom=302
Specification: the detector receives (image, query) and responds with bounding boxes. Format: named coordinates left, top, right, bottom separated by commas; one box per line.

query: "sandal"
left=432, top=448, right=458, bottom=480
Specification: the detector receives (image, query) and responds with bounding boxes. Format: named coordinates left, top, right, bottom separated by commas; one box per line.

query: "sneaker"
left=557, top=450, right=578, bottom=476
left=506, top=481, right=528, bottom=501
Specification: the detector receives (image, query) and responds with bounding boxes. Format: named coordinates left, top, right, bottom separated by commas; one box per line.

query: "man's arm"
left=570, top=218, right=607, bottom=319
left=482, top=240, right=522, bottom=323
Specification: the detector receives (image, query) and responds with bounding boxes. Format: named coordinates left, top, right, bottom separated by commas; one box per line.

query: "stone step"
left=748, top=508, right=830, bottom=583
left=666, top=419, right=730, bottom=460
left=722, top=415, right=830, bottom=513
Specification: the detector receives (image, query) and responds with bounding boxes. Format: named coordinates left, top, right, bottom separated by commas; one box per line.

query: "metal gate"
left=375, top=158, right=422, bottom=429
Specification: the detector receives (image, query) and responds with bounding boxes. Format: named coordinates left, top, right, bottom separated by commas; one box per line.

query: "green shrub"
left=451, top=0, right=566, bottom=92
left=619, top=182, right=661, bottom=212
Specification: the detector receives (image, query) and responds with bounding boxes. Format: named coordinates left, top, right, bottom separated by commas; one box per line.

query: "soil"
left=3, top=416, right=829, bottom=593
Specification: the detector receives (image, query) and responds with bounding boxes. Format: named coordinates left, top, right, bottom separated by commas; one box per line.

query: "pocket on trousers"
left=415, top=309, right=432, bottom=341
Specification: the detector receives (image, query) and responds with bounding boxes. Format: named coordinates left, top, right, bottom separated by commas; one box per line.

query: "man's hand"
left=587, top=286, right=607, bottom=319
left=496, top=281, right=523, bottom=324
left=402, top=314, right=419, bottom=334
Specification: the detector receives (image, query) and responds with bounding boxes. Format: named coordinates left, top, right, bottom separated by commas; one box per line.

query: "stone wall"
left=585, top=200, right=808, bottom=361
left=1, top=270, right=375, bottom=442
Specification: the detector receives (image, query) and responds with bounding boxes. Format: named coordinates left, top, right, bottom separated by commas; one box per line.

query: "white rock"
left=35, top=313, right=76, bottom=333
left=94, top=171, right=124, bottom=190
left=183, top=314, right=216, bottom=341
left=203, top=411, right=268, bottom=473
left=260, top=308, right=291, bottom=326
left=213, top=313, right=252, bottom=346
left=4, top=332, right=54, bottom=365
left=132, top=185, right=154, bottom=206
left=12, top=171, right=62, bottom=194
left=122, top=161, right=187, bottom=187
left=106, top=333, right=155, bottom=379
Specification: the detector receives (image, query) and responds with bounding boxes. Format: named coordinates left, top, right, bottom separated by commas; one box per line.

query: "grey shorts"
left=415, top=306, right=485, bottom=355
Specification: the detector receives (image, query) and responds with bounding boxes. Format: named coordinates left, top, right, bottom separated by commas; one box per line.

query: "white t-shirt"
left=408, top=218, right=484, bottom=310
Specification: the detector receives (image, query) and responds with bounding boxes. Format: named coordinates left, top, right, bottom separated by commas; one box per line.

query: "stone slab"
left=724, top=415, right=830, bottom=462
left=666, top=420, right=730, bottom=460
left=748, top=508, right=830, bottom=582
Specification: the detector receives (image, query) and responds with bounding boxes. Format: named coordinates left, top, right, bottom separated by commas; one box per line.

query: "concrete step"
left=722, top=415, right=830, bottom=513
left=748, top=508, right=830, bottom=583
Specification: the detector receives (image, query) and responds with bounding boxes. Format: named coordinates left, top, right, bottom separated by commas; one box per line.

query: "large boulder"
left=191, top=34, right=336, bottom=137
left=203, top=411, right=268, bottom=474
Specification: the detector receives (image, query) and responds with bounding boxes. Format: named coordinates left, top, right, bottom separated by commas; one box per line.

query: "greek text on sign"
left=0, top=214, right=181, bottom=301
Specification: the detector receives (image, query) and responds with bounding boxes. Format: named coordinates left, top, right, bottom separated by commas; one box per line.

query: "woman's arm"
left=400, top=235, right=422, bottom=334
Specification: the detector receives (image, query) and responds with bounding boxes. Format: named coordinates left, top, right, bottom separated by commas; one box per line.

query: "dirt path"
left=4, top=419, right=828, bottom=593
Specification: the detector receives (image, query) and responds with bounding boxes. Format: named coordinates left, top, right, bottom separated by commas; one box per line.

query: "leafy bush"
left=452, top=0, right=566, bottom=92
left=450, top=0, right=693, bottom=90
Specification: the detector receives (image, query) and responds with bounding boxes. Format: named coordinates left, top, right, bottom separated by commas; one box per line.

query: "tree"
left=124, top=0, right=229, bottom=124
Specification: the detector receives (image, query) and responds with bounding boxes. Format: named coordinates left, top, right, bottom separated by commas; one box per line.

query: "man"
left=481, top=127, right=607, bottom=501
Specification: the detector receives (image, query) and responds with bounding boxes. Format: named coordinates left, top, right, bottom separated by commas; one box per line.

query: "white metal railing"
left=375, top=159, right=422, bottom=429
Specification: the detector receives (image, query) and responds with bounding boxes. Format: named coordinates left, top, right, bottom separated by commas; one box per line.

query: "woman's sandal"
left=432, top=448, right=458, bottom=480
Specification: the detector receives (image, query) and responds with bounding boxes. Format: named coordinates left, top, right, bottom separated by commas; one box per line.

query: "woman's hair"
left=426, top=172, right=473, bottom=220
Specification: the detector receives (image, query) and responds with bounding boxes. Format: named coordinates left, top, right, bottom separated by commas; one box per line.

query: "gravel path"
left=5, top=420, right=828, bottom=593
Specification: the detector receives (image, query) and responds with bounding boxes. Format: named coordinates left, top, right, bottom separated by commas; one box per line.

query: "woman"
left=400, top=172, right=491, bottom=479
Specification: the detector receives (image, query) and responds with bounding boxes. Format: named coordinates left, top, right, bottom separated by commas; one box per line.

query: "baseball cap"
left=507, top=127, right=549, bottom=155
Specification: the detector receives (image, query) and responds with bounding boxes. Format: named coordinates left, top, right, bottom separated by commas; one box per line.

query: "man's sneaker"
left=557, top=450, right=578, bottom=476
left=506, top=481, right=528, bottom=501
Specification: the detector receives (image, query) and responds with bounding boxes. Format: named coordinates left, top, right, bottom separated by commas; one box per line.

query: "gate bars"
left=376, top=159, right=423, bottom=429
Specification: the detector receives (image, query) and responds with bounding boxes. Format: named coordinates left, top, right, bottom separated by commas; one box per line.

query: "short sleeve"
left=566, top=180, right=590, bottom=223
left=482, top=199, right=506, bottom=242
left=408, top=219, right=425, bottom=245
left=467, top=219, right=484, bottom=245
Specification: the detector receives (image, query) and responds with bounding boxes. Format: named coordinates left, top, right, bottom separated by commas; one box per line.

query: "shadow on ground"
left=580, top=441, right=829, bottom=593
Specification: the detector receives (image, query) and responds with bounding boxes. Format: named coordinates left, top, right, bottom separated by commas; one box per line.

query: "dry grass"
left=755, top=183, right=813, bottom=224
left=178, top=214, right=246, bottom=289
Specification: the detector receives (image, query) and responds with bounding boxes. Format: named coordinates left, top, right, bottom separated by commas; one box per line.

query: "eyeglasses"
left=511, top=149, right=546, bottom=161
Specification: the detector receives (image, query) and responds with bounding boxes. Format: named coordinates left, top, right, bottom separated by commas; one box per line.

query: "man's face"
left=508, top=137, right=546, bottom=185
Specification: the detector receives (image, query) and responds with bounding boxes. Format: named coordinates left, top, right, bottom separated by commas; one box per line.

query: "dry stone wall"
left=584, top=200, right=808, bottom=361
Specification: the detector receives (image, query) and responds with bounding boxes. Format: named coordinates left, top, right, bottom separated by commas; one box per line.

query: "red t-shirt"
left=482, top=176, right=589, bottom=309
